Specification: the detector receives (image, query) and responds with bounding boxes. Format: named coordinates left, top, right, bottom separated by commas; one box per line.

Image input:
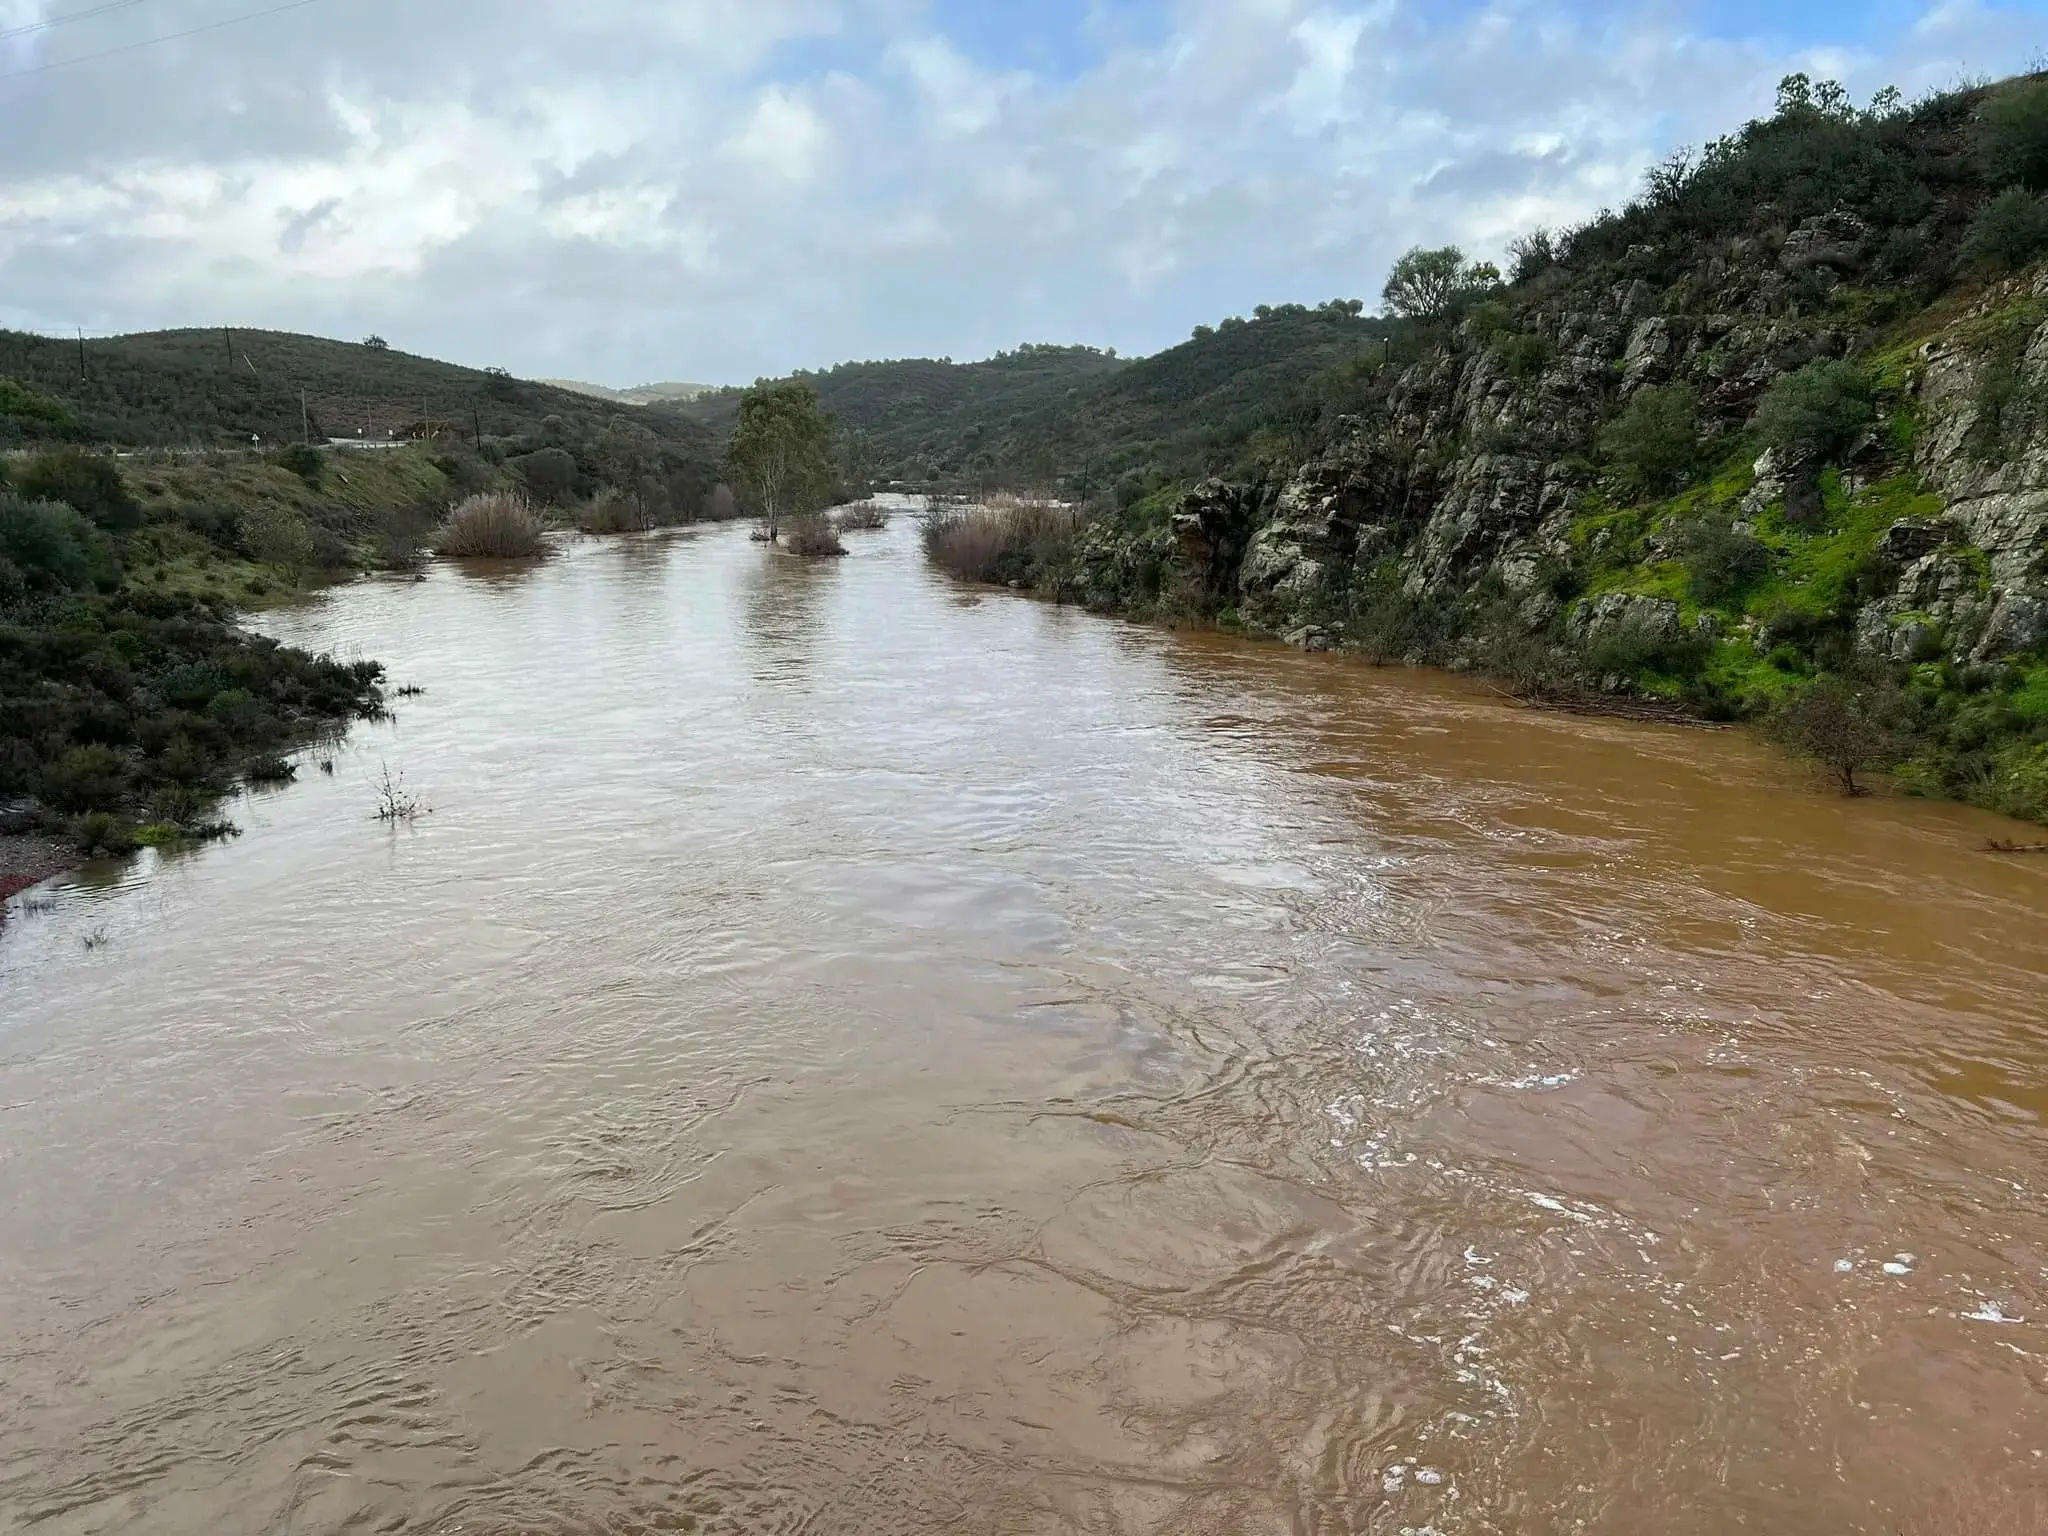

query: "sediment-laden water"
left=3, top=512, right=2045, bottom=1534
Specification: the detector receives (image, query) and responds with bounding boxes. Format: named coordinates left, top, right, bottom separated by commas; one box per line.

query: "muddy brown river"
left=3, top=513, right=2046, bottom=1534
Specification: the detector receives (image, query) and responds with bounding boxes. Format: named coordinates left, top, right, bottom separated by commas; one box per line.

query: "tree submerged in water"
left=725, top=381, right=838, bottom=544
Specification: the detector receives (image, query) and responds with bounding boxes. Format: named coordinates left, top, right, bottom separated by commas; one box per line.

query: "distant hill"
left=680, top=343, right=1130, bottom=478
left=677, top=309, right=1396, bottom=489
left=542, top=379, right=715, bottom=406
left=0, top=328, right=719, bottom=458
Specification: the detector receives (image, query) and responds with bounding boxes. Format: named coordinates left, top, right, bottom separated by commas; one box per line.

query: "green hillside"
left=683, top=343, right=1129, bottom=480
left=0, top=328, right=718, bottom=458
left=683, top=307, right=1396, bottom=491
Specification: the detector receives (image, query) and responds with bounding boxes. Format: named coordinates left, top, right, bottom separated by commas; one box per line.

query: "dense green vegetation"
left=683, top=307, right=1398, bottom=495
left=1, top=449, right=385, bottom=854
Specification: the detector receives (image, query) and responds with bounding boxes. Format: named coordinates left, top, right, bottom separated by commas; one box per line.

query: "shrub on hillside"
left=0, top=378, right=83, bottom=442
left=1507, top=228, right=1558, bottom=285
left=435, top=492, right=546, bottom=557
left=274, top=444, right=325, bottom=486
left=38, top=744, right=133, bottom=814
left=1676, top=512, right=1770, bottom=606
left=173, top=501, right=244, bottom=553
left=1753, top=361, right=1875, bottom=464
left=240, top=503, right=316, bottom=579
left=1977, top=78, right=2048, bottom=191
left=781, top=513, right=846, bottom=557
left=1960, top=186, right=2048, bottom=272
left=14, top=450, right=142, bottom=531
left=510, top=446, right=579, bottom=503
left=1598, top=385, right=1700, bottom=494
left=0, top=494, right=121, bottom=591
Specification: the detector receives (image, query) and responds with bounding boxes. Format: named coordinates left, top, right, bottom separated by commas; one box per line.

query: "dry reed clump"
left=435, top=492, right=547, bottom=558
left=576, top=487, right=643, bottom=535
left=835, top=500, right=889, bottom=531
left=920, top=493, right=1068, bottom=584
left=781, top=513, right=847, bottom=557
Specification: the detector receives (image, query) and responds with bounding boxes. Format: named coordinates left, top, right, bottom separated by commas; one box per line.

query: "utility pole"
left=473, top=406, right=482, bottom=448
left=76, top=326, right=86, bottom=379
left=224, top=327, right=233, bottom=370
left=301, top=389, right=310, bottom=445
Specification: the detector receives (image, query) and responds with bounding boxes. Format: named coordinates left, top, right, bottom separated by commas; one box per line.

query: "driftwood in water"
left=1983, top=839, right=2048, bottom=855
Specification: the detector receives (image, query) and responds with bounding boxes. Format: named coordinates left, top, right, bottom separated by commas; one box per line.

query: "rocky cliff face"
left=1050, top=227, right=2048, bottom=822
left=1207, top=253, right=2044, bottom=672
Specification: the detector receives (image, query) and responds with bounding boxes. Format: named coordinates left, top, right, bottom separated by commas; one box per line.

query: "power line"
left=0, top=0, right=334, bottom=82
left=0, top=0, right=157, bottom=46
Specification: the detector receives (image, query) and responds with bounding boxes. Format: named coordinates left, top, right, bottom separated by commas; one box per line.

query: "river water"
left=3, top=513, right=2046, bottom=1535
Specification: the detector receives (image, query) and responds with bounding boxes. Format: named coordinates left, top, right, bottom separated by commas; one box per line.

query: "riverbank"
left=920, top=484, right=2048, bottom=828
left=0, top=830, right=72, bottom=903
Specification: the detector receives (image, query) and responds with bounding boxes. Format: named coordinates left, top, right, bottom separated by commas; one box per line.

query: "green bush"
left=0, top=494, right=121, bottom=591
left=38, top=744, right=132, bottom=814
left=1960, top=187, right=2048, bottom=273
left=1753, top=361, right=1875, bottom=463
left=0, top=377, right=83, bottom=440
left=14, top=450, right=142, bottom=531
left=1499, top=332, right=1551, bottom=381
left=1978, top=79, right=2048, bottom=192
left=1598, top=385, right=1699, bottom=494
left=153, top=662, right=227, bottom=711
left=274, top=443, right=325, bottom=486
left=174, top=501, right=244, bottom=551
left=204, top=687, right=274, bottom=739
left=510, top=446, right=578, bottom=502
left=69, top=811, right=139, bottom=857
left=1987, top=741, right=2048, bottom=823
left=244, top=754, right=297, bottom=785
left=238, top=503, right=315, bottom=576
left=1677, top=512, right=1770, bottom=606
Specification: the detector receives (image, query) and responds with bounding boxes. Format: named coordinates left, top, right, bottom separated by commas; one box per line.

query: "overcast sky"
left=0, top=0, right=2043, bottom=384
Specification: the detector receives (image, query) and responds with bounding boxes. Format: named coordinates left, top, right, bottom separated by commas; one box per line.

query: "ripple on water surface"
left=3, top=516, right=2047, bottom=1535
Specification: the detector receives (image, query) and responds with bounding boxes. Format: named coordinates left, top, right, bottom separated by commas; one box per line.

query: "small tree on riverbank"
left=1768, top=671, right=1908, bottom=795
left=726, top=381, right=837, bottom=543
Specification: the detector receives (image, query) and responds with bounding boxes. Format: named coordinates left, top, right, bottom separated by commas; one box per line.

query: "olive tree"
left=726, top=381, right=837, bottom=541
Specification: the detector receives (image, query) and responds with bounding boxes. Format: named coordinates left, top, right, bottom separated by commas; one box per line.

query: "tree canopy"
left=726, top=380, right=838, bottom=536
left=1380, top=246, right=1502, bottom=324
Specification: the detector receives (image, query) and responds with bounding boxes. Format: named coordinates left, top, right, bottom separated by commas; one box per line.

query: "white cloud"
left=0, top=0, right=2040, bottom=382
left=722, top=87, right=832, bottom=184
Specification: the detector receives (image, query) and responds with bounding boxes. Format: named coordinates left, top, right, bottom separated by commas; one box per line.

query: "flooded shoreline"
left=3, top=516, right=2045, bottom=1534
